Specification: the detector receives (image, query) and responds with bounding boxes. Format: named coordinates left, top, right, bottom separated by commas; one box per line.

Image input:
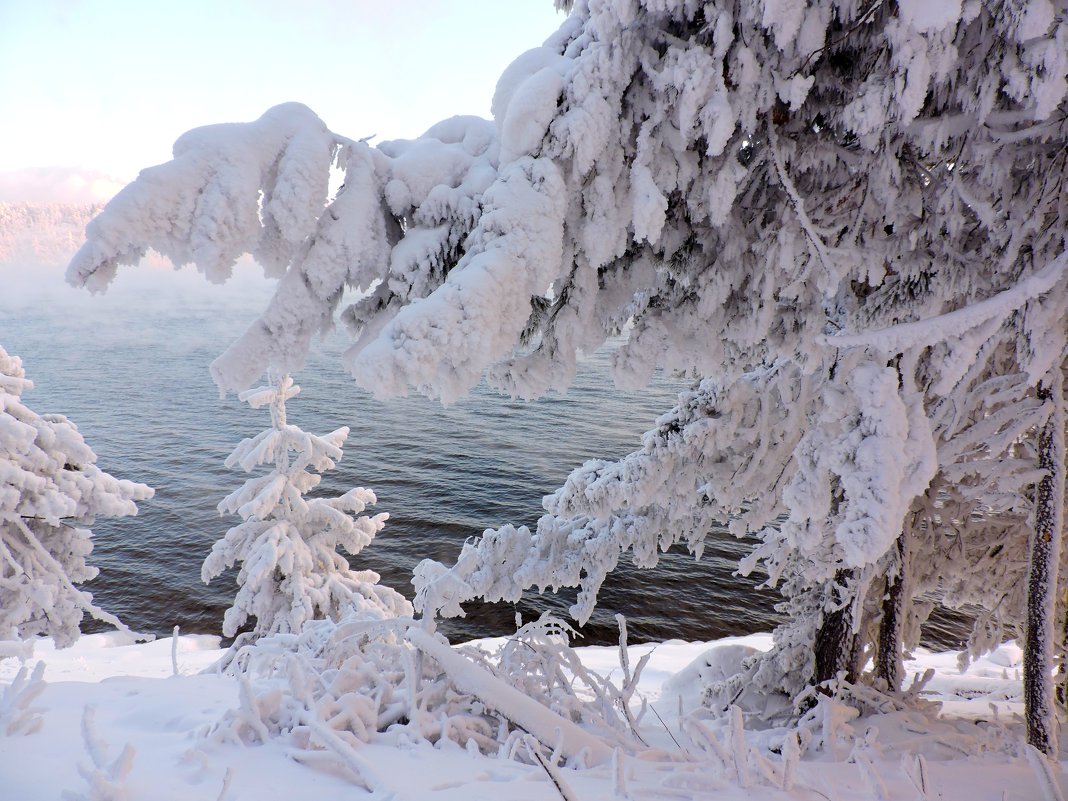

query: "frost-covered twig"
left=612, top=747, right=630, bottom=800
left=494, top=614, right=638, bottom=748
left=62, top=705, right=136, bottom=801
left=0, top=661, right=46, bottom=735
left=749, top=746, right=782, bottom=787
left=524, top=734, right=581, bottom=801
left=796, top=690, right=859, bottom=760
left=902, top=753, right=933, bottom=800
left=614, top=614, right=650, bottom=746
left=780, top=731, right=800, bottom=791
left=215, top=767, right=234, bottom=801
left=681, top=718, right=731, bottom=773
left=767, top=117, right=834, bottom=281
left=852, top=748, right=889, bottom=801
left=729, top=705, right=750, bottom=788
left=235, top=675, right=271, bottom=744
left=170, top=625, right=180, bottom=677
left=648, top=704, right=685, bottom=753
left=297, top=713, right=383, bottom=792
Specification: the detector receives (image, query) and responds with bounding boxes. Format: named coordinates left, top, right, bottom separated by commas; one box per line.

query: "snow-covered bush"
left=201, top=374, right=411, bottom=639
left=0, top=345, right=152, bottom=649
left=203, top=610, right=643, bottom=785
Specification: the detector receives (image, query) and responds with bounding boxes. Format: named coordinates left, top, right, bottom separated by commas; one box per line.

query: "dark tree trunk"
left=1025, top=380, right=1063, bottom=756
left=813, top=569, right=859, bottom=686
left=875, top=533, right=908, bottom=691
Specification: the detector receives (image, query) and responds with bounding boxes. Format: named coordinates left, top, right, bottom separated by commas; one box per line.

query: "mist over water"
left=1, top=262, right=966, bottom=648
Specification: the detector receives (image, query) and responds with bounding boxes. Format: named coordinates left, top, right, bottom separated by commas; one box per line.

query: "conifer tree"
left=0, top=345, right=152, bottom=651
left=201, top=374, right=411, bottom=639
left=68, top=0, right=1067, bottom=734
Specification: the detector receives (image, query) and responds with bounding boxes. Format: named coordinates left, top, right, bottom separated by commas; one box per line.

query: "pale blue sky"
left=0, top=1, right=564, bottom=195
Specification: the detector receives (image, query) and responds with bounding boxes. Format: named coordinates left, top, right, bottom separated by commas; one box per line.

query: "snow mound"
left=662, top=642, right=762, bottom=714
left=2, top=632, right=1059, bottom=801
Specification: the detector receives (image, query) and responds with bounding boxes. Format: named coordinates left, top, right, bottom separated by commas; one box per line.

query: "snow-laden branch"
left=406, top=626, right=612, bottom=765
left=819, top=253, right=1068, bottom=355
left=768, top=118, right=834, bottom=286
left=348, top=155, right=568, bottom=402
left=66, top=103, right=339, bottom=291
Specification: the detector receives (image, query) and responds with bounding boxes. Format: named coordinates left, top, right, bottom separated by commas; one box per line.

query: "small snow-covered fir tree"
left=202, top=374, right=411, bottom=639
left=0, top=345, right=152, bottom=651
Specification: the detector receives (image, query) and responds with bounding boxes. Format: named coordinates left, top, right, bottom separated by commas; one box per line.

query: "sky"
left=0, top=0, right=565, bottom=202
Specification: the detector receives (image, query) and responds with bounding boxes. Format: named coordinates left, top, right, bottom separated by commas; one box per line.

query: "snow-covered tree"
left=0, top=202, right=103, bottom=267
left=201, top=374, right=411, bottom=639
left=68, top=0, right=1067, bottom=742
left=0, top=345, right=152, bottom=651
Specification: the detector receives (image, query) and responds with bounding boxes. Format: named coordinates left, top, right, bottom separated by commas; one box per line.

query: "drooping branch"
left=820, top=254, right=1068, bottom=355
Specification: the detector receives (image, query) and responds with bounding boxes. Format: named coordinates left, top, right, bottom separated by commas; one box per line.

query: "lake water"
left=1, top=262, right=966, bottom=648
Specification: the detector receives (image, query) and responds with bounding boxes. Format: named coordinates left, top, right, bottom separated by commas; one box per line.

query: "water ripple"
left=1, top=270, right=967, bottom=648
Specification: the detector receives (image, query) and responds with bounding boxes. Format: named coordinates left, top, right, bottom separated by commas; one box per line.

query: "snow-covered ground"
left=0, top=631, right=1062, bottom=800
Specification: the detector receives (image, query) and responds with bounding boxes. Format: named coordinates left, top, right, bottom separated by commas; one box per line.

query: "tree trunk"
left=1025, top=377, right=1064, bottom=756
left=813, top=569, right=859, bottom=686
left=875, top=533, right=908, bottom=691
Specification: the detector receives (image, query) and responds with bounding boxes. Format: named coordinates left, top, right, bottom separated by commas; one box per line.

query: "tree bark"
left=813, top=569, right=859, bottom=686
left=1025, top=377, right=1064, bottom=756
left=875, top=533, right=908, bottom=691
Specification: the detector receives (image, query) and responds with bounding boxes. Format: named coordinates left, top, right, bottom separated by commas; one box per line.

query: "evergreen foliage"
left=0, top=345, right=152, bottom=649
left=68, top=0, right=1067, bottom=742
left=201, top=374, right=411, bottom=639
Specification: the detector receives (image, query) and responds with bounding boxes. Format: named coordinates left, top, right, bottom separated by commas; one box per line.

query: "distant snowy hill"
left=0, top=201, right=101, bottom=267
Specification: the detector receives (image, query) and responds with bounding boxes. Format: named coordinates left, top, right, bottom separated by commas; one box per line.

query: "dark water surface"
left=1, top=264, right=965, bottom=648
